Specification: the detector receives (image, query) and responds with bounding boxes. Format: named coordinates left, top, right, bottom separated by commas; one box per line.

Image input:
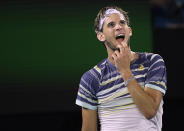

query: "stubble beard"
left=106, top=41, right=119, bottom=51
left=105, top=39, right=130, bottom=52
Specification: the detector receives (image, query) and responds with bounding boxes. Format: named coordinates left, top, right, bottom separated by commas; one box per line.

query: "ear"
left=97, top=32, right=106, bottom=42
left=129, top=27, right=132, bottom=36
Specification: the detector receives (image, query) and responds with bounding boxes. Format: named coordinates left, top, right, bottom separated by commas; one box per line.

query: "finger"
left=122, top=42, right=128, bottom=48
left=122, top=35, right=130, bottom=46
left=114, top=50, right=120, bottom=57
left=116, top=44, right=123, bottom=53
left=117, top=44, right=127, bottom=54
left=121, top=42, right=131, bottom=54
left=112, top=53, right=117, bottom=61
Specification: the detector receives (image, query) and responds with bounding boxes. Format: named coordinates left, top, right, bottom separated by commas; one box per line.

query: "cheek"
left=103, top=29, right=116, bottom=41
left=106, top=35, right=115, bottom=42
left=128, top=27, right=132, bottom=36
left=106, top=31, right=114, bottom=38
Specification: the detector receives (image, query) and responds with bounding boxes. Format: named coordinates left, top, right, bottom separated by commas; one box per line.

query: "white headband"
left=99, top=9, right=125, bottom=31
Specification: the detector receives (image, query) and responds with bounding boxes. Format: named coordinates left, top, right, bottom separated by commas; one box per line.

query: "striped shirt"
left=76, top=52, right=167, bottom=131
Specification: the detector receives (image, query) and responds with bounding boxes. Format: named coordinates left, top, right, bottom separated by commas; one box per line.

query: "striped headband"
left=99, top=9, right=125, bottom=31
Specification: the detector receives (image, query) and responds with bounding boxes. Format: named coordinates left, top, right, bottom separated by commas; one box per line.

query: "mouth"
left=115, top=34, right=125, bottom=44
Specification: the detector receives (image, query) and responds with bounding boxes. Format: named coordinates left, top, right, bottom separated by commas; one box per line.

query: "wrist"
left=124, top=74, right=134, bottom=87
left=120, top=69, right=132, bottom=81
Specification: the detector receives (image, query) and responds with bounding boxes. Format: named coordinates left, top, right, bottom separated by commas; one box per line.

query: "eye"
left=107, top=22, right=115, bottom=27
left=120, top=20, right=126, bottom=25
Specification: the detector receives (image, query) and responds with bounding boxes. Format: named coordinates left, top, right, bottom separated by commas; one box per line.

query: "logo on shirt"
left=137, top=64, right=144, bottom=71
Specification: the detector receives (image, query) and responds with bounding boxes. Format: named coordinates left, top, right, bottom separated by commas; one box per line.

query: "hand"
left=111, top=42, right=131, bottom=75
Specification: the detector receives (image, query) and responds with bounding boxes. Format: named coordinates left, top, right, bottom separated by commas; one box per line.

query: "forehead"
left=104, top=13, right=125, bottom=24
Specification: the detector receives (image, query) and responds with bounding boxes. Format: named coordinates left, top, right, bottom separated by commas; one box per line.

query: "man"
left=76, top=6, right=167, bottom=131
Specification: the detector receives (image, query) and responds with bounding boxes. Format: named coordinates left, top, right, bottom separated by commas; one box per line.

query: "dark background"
left=0, top=0, right=183, bottom=130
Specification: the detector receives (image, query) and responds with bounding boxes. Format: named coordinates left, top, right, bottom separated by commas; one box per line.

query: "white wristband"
left=124, top=75, right=134, bottom=87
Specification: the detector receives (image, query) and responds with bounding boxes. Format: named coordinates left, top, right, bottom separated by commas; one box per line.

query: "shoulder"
left=139, top=53, right=167, bottom=79
left=146, top=53, right=164, bottom=61
left=139, top=52, right=163, bottom=60
left=81, top=58, right=107, bottom=83
left=139, top=52, right=165, bottom=64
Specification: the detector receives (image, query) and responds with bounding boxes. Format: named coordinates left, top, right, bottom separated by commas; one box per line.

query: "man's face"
left=102, top=13, right=132, bottom=51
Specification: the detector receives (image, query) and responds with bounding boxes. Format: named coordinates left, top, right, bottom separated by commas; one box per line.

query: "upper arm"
left=75, top=70, right=100, bottom=130
left=144, top=54, right=167, bottom=110
left=82, top=108, right=97, bottom=131
left=144, top=86, right=163, bottom=111
left=76, top=71, right=99, bottom=110
left=145, top=54, right=167, bottom=95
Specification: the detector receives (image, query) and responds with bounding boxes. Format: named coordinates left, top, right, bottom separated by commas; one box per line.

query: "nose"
left=115, top=23, right=122, bottom=31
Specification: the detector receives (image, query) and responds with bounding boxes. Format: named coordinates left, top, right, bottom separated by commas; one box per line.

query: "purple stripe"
left=79, top=84, right=96, bottom=99
left=77, top=95, right=97, bottom=106
left=91, top=68, right=101, bottom=79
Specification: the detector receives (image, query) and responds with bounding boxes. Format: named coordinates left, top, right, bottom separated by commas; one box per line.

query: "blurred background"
left=0, top=0, right=184, bottom=130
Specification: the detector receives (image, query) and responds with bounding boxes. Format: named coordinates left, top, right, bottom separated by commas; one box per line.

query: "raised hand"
left=112, top=42, right=131, bottom=75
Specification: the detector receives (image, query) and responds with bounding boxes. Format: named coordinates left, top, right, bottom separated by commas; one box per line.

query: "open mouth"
left=115, top=34, right=125, bottom=43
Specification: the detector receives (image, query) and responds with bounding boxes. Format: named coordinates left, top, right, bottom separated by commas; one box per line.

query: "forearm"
left=121, top=70, right=159, bottom=119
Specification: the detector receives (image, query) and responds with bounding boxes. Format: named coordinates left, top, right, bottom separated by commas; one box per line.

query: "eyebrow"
left=107, top=19, right=126, bottom=25
left=106, top=21, right=115, bottom=27
left=107, top=21, right=114, bottom=24
left=120, top=20, right=126, bottom=22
